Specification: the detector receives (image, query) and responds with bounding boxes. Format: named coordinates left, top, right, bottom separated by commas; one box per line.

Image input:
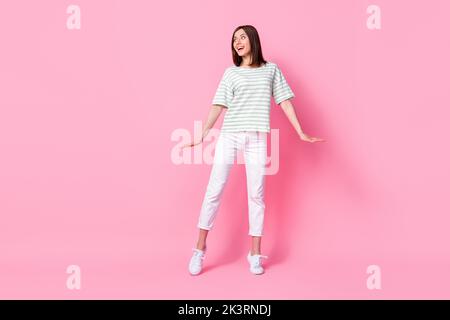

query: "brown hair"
left=231, top=25, right=267, bottom=68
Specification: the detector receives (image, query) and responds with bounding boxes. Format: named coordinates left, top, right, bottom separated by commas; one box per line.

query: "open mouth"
left=237, top=46, right=244, bottom=52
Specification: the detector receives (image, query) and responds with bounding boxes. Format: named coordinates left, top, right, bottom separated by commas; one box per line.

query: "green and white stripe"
left=212, top=61, right=295, bottom=133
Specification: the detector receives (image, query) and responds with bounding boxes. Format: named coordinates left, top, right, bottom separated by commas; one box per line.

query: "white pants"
left=197, top=131, right=267, bottom=236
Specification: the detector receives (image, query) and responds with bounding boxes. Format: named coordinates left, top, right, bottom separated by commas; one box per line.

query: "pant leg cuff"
left=249, top=232, right=263, bottom=237
left=198, top=224, right=212, bottom=231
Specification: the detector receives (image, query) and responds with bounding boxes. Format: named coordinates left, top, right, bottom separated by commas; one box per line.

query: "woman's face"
left=233, top=29, right=251, bottom=57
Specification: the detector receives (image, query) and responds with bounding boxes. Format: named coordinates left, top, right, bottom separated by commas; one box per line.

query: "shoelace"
left=192, top=248, right=205, bottom=263
left=249, top=254, right=268, bottom=268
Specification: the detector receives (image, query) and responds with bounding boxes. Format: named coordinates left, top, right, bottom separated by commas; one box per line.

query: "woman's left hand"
left=299, top=132, right=325, bottom=143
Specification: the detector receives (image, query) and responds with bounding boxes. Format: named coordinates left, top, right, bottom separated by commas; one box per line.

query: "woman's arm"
left=183, top=105, right=226, bottom=148
left=200, top=104, right=226, bottom=141
left=279, top=99, right=325, bottom=143
left=279, top=99, right=304, bottom=135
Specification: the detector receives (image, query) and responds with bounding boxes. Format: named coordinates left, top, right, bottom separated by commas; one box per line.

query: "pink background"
left=1, top=0, right=450, bottom=299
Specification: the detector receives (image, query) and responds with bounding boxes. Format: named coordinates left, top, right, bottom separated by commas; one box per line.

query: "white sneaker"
left=189, top=247, right=206, bottom=275
left=247, top=252, right=268, bottom=275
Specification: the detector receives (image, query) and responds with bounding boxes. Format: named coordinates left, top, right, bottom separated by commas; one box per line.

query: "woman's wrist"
left=202, top=128, right=211, bottom=142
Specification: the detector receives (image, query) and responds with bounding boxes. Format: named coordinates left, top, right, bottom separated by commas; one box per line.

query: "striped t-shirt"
left=212, top=61, right=295, bottom=133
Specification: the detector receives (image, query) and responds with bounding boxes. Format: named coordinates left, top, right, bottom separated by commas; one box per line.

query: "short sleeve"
left=212, top=69, right=233, bottom=108
left=272, top=64, right=295, bottom=105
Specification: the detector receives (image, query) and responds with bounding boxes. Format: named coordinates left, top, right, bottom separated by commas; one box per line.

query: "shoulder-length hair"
left=231, top=25, right=267, bottom=67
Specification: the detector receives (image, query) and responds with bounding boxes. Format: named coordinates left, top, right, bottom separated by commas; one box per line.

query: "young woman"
left=183, top=25, right=325, bottom=275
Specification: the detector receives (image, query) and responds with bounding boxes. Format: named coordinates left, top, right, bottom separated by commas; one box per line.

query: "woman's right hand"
left=180, top=138, right=203, bottom=149
left=181, top=106, right=222, bottom=149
